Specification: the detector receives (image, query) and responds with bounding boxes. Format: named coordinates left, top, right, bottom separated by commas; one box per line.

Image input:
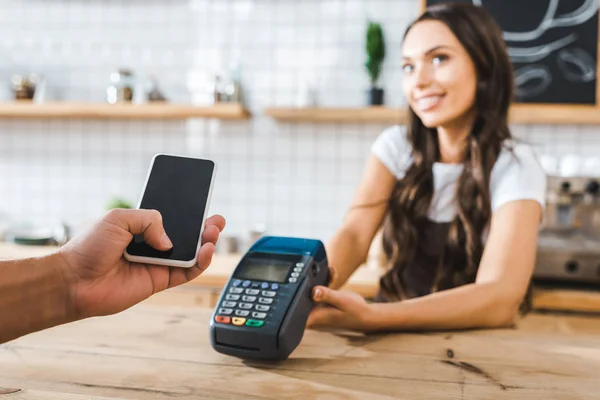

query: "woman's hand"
left=307, top=285, right=382, bottom=332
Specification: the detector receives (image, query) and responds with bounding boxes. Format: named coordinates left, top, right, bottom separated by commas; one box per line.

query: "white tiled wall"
left=0, top=0, right=598, bottom=246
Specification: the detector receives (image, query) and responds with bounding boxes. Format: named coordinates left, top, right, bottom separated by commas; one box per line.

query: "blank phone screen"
left=126, top=155, right=215, bottom=262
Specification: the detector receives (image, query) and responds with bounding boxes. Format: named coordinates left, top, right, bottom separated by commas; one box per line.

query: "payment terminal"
left=209, top=236, right=329, bottom=360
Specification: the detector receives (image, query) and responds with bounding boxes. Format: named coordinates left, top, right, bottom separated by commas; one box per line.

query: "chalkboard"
left=424, top=0, right=599, bottom=104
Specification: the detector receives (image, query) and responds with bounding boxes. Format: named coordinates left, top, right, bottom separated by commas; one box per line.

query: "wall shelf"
left=0, top=102, right=251, bottom=120
left=265, top=104, right=600, bottom=125
left=507, top=104, right=600, bottom=125
left=265, top=107, right=408, bottom=124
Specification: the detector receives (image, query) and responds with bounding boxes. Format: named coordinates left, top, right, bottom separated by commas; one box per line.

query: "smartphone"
left=124, top=153, right=217, bottom=268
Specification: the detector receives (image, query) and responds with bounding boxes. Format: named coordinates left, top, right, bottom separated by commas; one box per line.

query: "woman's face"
left=401, top=20, right=478, bottom=129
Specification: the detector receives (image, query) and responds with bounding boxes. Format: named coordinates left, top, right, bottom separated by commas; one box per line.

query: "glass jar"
left=11, top=74, right=37, bottom=100
left=106, top=69, right=135, bottom=104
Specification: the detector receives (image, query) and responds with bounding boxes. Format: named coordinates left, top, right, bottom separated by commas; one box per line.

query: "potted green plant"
left=365, top=21, right=386, bottom=106
left=106, top=197, right=133, bottom=210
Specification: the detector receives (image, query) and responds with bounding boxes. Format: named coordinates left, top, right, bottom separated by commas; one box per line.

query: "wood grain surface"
left=1, top=305, right=599, bottom=399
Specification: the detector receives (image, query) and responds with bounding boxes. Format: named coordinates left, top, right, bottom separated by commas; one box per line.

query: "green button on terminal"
left=245, top=319, right=264, bottom=327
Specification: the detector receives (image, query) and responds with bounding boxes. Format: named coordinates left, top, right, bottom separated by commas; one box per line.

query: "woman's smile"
left=414, top=92, right=446, bottom=112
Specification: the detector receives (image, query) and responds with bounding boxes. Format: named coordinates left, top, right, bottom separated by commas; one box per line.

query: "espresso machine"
left=534, top=175, right=600, bottom=285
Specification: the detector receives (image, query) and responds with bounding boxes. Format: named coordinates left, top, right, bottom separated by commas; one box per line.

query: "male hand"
left=59, top=209, right=225, bottom=318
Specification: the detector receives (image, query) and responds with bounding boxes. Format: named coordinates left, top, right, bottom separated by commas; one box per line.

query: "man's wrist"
left=0, top=252, right=77, bottom=344
left=47, top=251, right=79, bottom=324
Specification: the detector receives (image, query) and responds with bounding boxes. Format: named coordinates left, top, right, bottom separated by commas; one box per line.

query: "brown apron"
left=374, top=218, right=454, bottom=302
left=372, top=218, right=533, bottom=314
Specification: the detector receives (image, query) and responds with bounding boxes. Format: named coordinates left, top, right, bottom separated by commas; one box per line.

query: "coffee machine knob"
left=585, top=180, right=600, bottom=195
left=565, top=260, right=579, bottom=274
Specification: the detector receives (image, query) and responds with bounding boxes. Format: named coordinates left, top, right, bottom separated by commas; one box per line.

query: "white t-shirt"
left=371, top=125, right=547, bottom=223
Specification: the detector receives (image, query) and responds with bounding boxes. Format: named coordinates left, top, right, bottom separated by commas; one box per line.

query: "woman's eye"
left=432, top=55, right=448, bottom=65
left=402, top=64, right=413, bottom=73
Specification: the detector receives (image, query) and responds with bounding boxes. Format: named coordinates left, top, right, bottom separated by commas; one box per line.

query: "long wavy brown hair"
left=378, top=3, right=526, bottom=305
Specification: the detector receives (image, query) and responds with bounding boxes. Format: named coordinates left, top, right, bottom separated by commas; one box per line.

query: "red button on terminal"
left=215, top=316, right=231, bottom=324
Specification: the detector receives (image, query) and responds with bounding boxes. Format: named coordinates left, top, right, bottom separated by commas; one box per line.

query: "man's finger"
left=165, top=241, right=216, bottom=288
left=105, top=208, right=172, bottom=251
left=195, top=242, right=216, bottom=273
left=183, top=242, right=216, bottom=284
left=201, top=224, right=221, bottom=246
left=205, top=214, right=226, bottom=233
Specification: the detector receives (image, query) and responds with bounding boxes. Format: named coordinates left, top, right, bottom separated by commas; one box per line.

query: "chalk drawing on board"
left=514, top=65, right=552, bottom=98
left=557, top=47, right=596, bottom=82
left=461, top=0, right=599, bottom=102
left=473, top=0, right=597, bottom=42
left=508, top=33, right=577, bottom=63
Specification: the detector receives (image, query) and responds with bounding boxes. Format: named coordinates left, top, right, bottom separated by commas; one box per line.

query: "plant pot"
left=367, top=87, right=384, bottom=106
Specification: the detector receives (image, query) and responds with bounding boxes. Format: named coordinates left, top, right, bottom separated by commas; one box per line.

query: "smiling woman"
left=307, top=2, right=547, bottom=333
left=400, top=21, right=479, bottom=131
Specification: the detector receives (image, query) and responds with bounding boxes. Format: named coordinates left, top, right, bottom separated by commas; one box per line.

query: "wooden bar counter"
left=1, top=243, right=600, bottom=398
left=2, top=243, right=600, bottom=313
left=0, top=243, right=383, bottom=304
left=0, top=304, right=599, bottom=399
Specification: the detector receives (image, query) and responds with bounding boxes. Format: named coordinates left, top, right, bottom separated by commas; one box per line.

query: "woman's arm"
left=380, top=198, right=541, bottom=330
left=308, top=199, right=542, bottom=331
left=326, top=155, right=396, bottom=289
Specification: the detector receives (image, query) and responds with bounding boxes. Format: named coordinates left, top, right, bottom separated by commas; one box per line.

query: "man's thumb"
left=107, top=208, right=173, bottom=251
left=141, top=211, right=173, bottom=250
